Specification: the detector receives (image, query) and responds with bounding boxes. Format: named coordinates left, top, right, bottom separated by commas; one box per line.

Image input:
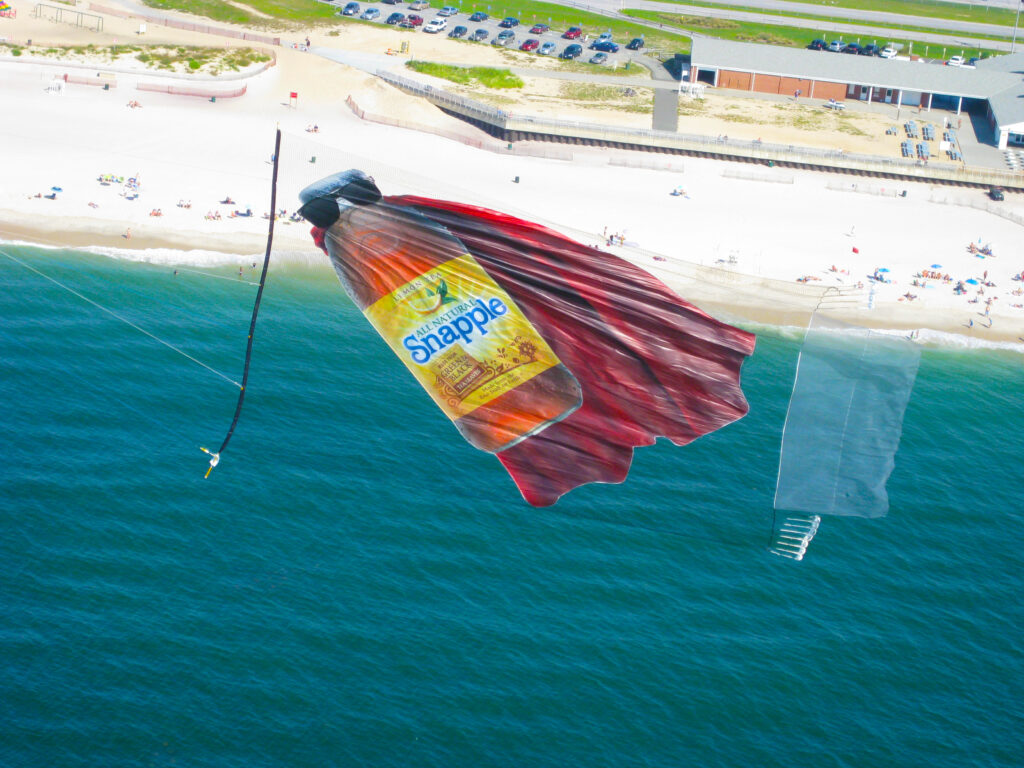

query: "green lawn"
left=646, top=0, right=1016, bottom=44
left=623, top=9, right=1002, bottom=59
left=406, top=60, right=524, bottom=88
left=748, top=0, right=1021, bottom=28
left=142, top=0, right=339, bottom=26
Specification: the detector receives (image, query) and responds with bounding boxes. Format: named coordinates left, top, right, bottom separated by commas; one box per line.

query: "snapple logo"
left=403, top=297, right=508, bottom=364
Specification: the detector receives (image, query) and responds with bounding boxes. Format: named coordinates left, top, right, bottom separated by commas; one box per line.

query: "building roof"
left=973, top=51, right=1024, bottom=75
left=691, top=37, right=1021, bottom=99
left=968, top=53, right=1024, bottom=128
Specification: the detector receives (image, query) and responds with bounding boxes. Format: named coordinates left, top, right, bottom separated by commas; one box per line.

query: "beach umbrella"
left=878, top=267, right=890, bottom=273
left=931, top=263, right=942, bottom=268
left=51, top=186, right=62, bottom=192
left=966, top=279, right=979, bottom=285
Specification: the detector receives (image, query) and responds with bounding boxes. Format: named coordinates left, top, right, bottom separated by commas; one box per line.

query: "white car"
left=424, top=17, right=447, bottom=33
left=947, top=55, right=966, bottom=67
left=437, top=5, right=458, bottom=16
left=880, top=46, right=897, bottom=59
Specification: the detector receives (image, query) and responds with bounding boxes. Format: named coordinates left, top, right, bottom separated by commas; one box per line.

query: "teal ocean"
left=2, top=245, right=1022, bottom=767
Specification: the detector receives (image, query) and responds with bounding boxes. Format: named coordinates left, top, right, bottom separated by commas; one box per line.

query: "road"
left=558, top=0, right=1023, bottom=53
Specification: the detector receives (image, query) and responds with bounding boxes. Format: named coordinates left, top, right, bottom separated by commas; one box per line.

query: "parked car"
left=437, top=5, right=458, bottom=16
left=530, top=23, right=549, bottom=34
left=589, top=52, right=608, bottom=65
left=860, top=44, right=879, bottom=56
left=492, top=29, right=514, bottom=45
left=597, top=32, right=613, bottom=42
left=989, top=187, right=1005, bottom=201
left=470, top=28, right=489, bottom=41
left=498, top=17, right=520, bottom=28
left=408, top=0, right=429, bottom=9
left=842, top=42, right=861, bottom=54
left=590, top=40, right=619, bottom=52
left=539, top=41, right=557, bottom=55
left=424, top=17, right=446, bottom=32
left=386, top=12, right=405, bottom=24
left=520, top=38, right=540, bottom=51
left=809, top=39, right=826, bottom=50
left=880, top=46, right=897, bottom=58
left=399, top=13, right=423, bottom=27
left=563, top=26, right=582, bottom=39
left=560, top=43, right=582, bottom=59
left=947, top=55, right=966, bottom=67
left=381, top=0, right=400, bottom=4
left=342, top=1, right=360, bottom=15
left=626, top=37, right=644, bottom=50
left=827, top=40, right=846, bottom=52
left=468, top=11, right=488, bottom=21
left=448, top=24, right=468, bottom=38
left=360, top=7, right=380, bottom=19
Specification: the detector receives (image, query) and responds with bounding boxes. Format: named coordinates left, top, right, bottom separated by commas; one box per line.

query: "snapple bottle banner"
left=365, top=253, right=563, bottom=422
left=298, top=170, right=582, bottom=454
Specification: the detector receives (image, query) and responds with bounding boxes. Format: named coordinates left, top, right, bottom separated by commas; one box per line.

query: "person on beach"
left=124, top=228, right=131, bottom=240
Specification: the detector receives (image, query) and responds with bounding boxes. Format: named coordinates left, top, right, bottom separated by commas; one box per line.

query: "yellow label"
left=365, top=254, right=561, bottom=420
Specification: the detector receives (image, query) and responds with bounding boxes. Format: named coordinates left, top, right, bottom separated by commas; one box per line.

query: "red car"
left=563, top=26, right=582, bottom=39
left=530, top=23, right=549, bottom=34
left=520, top=38, right=540, bottom=51
left=399, top=13, right=423, bottom=27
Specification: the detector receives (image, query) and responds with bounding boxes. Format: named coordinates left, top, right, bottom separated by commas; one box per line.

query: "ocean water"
left=1, top=245, right=1022, bottom=768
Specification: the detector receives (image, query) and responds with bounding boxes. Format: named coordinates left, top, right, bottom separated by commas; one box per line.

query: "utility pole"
left=1013, top=0, right=1022, bottom=54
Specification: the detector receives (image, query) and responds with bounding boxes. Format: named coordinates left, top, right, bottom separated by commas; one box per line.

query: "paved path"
left=508, top=66, right=678, bottom=89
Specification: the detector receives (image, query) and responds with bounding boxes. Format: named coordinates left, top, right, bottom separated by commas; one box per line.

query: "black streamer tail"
left=203, top=128, right=282, bottom=476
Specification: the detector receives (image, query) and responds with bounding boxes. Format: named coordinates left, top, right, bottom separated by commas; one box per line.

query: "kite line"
left=201, top=127, right=282, bottom=477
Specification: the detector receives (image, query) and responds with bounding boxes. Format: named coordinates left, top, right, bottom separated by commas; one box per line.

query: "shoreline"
left=5, top=222, right=1022, bottom=349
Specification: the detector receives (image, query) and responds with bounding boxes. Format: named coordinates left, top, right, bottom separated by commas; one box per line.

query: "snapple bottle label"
left=300, top=171, right=582, bottom=453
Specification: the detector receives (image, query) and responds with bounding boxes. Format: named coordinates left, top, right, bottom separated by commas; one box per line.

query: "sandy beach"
left=2, top=4, right=1023, bottom=344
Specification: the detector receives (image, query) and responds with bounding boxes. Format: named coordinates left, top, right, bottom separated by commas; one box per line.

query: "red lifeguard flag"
left=310, top=197, right=756, bottom=506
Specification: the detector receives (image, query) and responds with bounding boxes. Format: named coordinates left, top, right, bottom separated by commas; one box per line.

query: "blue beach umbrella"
left=931, top=263, right=942, bottom=268
left=965, top=278, right=979, bottom=285
left=878, top=267, right=890, bottom=273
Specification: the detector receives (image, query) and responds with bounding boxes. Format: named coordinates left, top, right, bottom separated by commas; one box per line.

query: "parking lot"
left=328, top=0, right=643, bottom=68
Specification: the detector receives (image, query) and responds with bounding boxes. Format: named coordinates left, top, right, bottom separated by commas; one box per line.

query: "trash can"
left=513, top=176, right=520, bottom=183
left=310, top=156, right=317, bottom=164
left=103, top=83, right=109, bottom=91
left=210, top=96, right=216, bottom=103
